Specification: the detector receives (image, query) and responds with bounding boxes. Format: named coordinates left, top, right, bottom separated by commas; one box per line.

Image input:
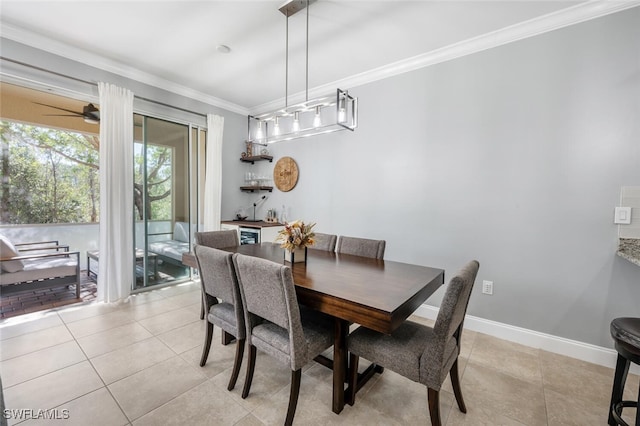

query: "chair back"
left=310, top=232, right=337, bottom=252
left=195, top=230, right=239, bottom=248
left=233, top=253, right=307, bottom=368
left=336, top=236, right=386, bottom=259
left=194, top=245, right=245, bottom=336
left=418, top=260, right=478, bottom=389
left=433, top=260, right=480, bottom=343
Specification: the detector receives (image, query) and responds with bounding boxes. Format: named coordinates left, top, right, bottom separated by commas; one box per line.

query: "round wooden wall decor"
left=273, top=156, right=299, bottom=192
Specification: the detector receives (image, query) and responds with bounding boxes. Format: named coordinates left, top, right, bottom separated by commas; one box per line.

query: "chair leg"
left=285, top=369, right=302, bottom=426
left=348, top=353, right=359, bottom=406
left=428, top=388, right=442, bottom=426
left=450, top=358, right=467, bottom=413
left=608, top=353, right=630, bottom=426
left=199, top=322, right=214, bottom=367
left=635, top=379, right=639, bottom=426
left=242, top=345, right=257, bottom=399
left=227, top=338, right=245, bottom=391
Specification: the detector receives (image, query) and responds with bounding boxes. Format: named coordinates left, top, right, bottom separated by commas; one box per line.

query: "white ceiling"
left=1, top=1, right=636, bottom=114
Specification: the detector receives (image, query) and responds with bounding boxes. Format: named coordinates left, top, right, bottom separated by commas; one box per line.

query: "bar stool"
left=608, top=317, right=640, bottom=426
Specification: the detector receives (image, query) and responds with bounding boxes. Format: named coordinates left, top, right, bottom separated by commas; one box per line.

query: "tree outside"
left=133, top=142, right=173, bottom=221
left=1, top=120, right=173, bottom=225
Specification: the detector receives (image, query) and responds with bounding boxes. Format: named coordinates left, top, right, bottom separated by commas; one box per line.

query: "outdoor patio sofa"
left=0, top=235, right=81, bottom=298
left=147, top=221, right=192, bottom=267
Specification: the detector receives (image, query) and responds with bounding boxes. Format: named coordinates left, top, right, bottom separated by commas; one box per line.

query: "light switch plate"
left=614, top=207, right=632, bottom=224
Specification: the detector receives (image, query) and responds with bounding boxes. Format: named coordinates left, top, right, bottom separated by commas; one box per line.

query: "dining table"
left=183, top=242, right=445, bottom=414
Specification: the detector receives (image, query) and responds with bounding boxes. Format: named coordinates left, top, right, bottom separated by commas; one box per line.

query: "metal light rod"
left=279, top=0, right=317, bottom=17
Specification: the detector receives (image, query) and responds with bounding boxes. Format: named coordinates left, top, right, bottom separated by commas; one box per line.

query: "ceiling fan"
left=34, top=101, right=100, bottom=124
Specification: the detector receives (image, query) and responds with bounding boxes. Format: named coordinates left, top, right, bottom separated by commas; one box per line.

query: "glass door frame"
left=131, top=113, right=205, bottom=293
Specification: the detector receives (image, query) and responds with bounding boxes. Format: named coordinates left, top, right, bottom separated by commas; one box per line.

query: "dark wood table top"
left=189, top=243, right=445, bottom=334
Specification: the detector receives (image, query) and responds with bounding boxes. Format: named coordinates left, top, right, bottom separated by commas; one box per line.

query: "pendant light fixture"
left=248, top=0, right=357, bottom=144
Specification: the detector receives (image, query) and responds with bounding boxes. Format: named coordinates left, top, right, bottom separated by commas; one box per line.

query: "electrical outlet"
left=482, top=280, right=493, bottom=295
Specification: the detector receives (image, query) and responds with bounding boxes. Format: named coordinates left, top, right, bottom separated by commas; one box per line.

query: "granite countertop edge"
left=617, top=238, right=640, bottom=267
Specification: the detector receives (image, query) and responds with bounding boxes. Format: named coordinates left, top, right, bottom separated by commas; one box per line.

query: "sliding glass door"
left=132, top=114, right=191, bottom=290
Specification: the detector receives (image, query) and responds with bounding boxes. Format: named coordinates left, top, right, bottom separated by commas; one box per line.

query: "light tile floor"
left=1, top=280, right=638, bottom=425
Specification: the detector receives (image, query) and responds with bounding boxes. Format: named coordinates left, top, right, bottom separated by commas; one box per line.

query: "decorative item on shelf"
left=235, top=209, right=248, bottom=221
left=246, top=0, right=357, bottom=145
left=261, top=148, right=270, bottom=156
left=265, top=208, right=278, bottom=223
left=276, top=220, right=315, bottom=264
left=245, top=140, right=253, bottom=157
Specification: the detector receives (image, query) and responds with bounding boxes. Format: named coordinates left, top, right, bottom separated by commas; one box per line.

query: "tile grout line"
left=62, top=309, right=132, bottom=424
left=538, top=346, right=550, bottom=426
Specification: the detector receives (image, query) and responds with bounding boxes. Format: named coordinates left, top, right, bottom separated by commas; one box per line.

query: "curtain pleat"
left=203, top=114, right=224, bottom=231
left=97, top=82, right=134, bottom=303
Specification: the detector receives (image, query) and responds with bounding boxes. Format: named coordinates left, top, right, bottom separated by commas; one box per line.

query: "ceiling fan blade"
left=43, top=113, right=84, bottom=117
left=33, top=102, right=83, bottom=115
left=35, top=101, right=100, bottom=124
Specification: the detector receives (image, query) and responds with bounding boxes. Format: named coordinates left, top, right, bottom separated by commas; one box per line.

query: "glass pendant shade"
left=274, top=116, right=281, bottom=135
left=255, top=121, right=264, bottom=140
left=292, top=111, right=300, bottom=132
left=313, top=106, right=322, bottom=128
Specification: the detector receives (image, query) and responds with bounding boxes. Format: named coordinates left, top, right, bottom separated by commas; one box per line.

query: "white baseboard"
left=414, top=305, right=640, bottom=376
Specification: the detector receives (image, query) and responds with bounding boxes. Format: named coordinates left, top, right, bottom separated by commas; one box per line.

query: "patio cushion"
left=0, top=235, right=24, bottom=273
left=173, top=222, right=190, bottom=243
left=148, top=239, right=189, bottom=262
left=0, top=256, right=77, bottom=286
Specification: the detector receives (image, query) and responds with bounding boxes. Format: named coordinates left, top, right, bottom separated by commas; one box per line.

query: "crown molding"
left=0, top=23, right=249, bottom=116
left=2, top=1, right=638, bottom=117
left=250, top=1, right=640, bottom=114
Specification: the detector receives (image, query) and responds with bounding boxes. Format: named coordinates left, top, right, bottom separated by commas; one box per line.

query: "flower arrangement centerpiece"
left=276, top=220, right=316, bottom=264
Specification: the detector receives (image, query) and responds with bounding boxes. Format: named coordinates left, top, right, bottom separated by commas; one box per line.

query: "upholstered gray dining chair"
left=194, top=245, right=245, bottom=391
left=309, top=232, right=337, bottom=252
left=348, top=260, right=480, bottom=426
left=195, top=229, right=239, bottom=248
left=336, top=235, right=386, bottom=259
left=233, top=254, right=335, bottom=425
left=195, top=230, right=240, bottom=319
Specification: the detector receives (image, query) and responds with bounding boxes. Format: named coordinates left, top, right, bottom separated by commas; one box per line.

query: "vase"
left=284, top=247, right=307, bottom=264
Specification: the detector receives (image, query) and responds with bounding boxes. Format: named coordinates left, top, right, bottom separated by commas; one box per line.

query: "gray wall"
left=225, top=8, right=640, bottom=348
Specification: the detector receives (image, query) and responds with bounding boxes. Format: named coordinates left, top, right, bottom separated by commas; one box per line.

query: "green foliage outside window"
left=1, top=120, right=173, bottom=225
left=1, top=121, right=99, bottom=224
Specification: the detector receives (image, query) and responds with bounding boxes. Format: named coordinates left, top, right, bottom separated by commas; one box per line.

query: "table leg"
left=332, top=318, right=348, bottom=414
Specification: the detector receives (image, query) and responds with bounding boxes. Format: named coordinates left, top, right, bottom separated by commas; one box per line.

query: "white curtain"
left=203, top=114, right=224, bottom=231
left=97, top=82, right=134, bottom=303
